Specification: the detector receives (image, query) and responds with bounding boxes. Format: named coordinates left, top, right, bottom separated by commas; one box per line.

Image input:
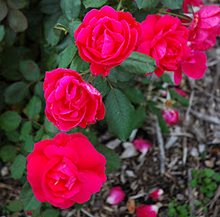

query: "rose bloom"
left=27, top=133, right=106, bottom=209
left=137, top=14, right=207, bottom=84
left=74, top=6, right=140, bottom=76
left=182, top=0, right=204, bottom=12
left=43, top=68, right=105, bottom=131
left=162, top=109, right=179, bottom=126
left=188, top=5, right=220, bottom=51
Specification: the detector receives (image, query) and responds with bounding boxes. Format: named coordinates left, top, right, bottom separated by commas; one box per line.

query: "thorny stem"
left=159, top=9, right=192, bottom=22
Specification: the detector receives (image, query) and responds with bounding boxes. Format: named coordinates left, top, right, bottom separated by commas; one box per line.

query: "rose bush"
left=27, top=133, right=106, bottom=209
left=74, top=5, right=140, bottom=76
left=43, top=68, right=105, bottom=131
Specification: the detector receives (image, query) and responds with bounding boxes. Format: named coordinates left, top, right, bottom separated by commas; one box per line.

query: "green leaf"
left=0, top=111, right=21, bottom=131
left=131, top=106, right=146, bottom=129
left=0, top=25, right=5, bottom=42
left=24, top=96, right=42, bottom=120
left=19, top=60, right=40, bottom=81
left=7, top=200, right=23, bottom=212
left=161, top=0, right=183, bottom=9
left=40, top=0, right=60, bottom=15
left=7, top=0, right=28, bottom=9
left=124, top=87, right=145, bottom=104
left=42, top=209, right=60, bottom=217
left=0, top=145, right=17, bottom=162
left=11, top=154, right=26, bottom=179
left=22, top=135, right=34, bottom=153
left=70, top=54, right=89, bottom=72
left=170, top=89, right=189, bottom=107
left=83, top=0, right=107, bottom=8
left=96, top=145, right=121, bottom=173
left=135, top=0, right=159, bottom=9
left=20, top=121, right=32, bottom=141
left=0, top=0, right=8, bottom=21
left=44, top=118, right=59, bottom=134
left=4, top=81, right=29, bottom=104
left=105, top=89, right=135, bottom=141
left=34, top=82, right=44, bottom=99
left=203, top=168, right=215, bottom=178
left=93, top=76, right=110, bottom=98
left=44, top=14, right=61, bottom=46
left=117, top=52, right=156, bottom=75
left=8, top=9, right=28, bottom=32
left=58, top=44, right=77, bottom=68
left=60, top=0, right=81, bottom=21
left=20, top=182, right=41, bottom=211
left=5, top=130, right=20, bottom=142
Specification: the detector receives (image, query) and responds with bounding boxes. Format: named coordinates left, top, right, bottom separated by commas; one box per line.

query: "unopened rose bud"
left=25, top=211, right=32, bottom=216
left=133, top=139, right=152, bottom=155
left=136, top=205, right=158, bottom=217
left=162, top=109, right=179, bottom=126
left=106, top=186, right=125, bottom=205
left=174, top=88, right=187, bottom=97
left=149, top=188, right=164, bottom=200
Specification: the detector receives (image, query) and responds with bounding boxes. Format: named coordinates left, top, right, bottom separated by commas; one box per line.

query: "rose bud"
left=174, top=88, right=187, bottom=97
left=162, top=109, right=179, bottom=126
left=43, top=68, right=105, bottom=131
left=74, top=6, right=140, bottom=76
left=27, top=133, right=106, bottom=209
left=25, top=211, right=32, bottom=216
left=149, top=188, right=164, bottom=200
left=106, top=186, right=125, bottom=205
left=133, top=139, right=152, bottom=155
left=136, top=205, right=158, bottom=217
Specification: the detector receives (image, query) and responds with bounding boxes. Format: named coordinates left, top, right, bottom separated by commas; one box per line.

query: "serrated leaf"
left=0, top=0, right=8, bottom=21
left=0, top=145, right=17, bottom=162
left=96, top=145, right=121, bottom=173
left=40, top=0, right=60, bottom=15
left=5, top=130, right=20, bottom=142
left=0, top=25, right=5, bottom=42
left=20, top=183, right=41, bottom=211
left=8, top=9, right=28, bottom=32
left=4, top=81, right=29, bottom=104
left=20, top=121, right=32, bottom=141
left=22, top=135, right=34, bottom=153
left=0, top=111, right=21, bottom=131
left=24, top=96, right=42, bottom=120
left=44, top=118, right=59, bottom=134
left=7, top=200, right=23, bottom=212
left=83, top=0, right=107, bottom=8
left=161, top=0, right=183, bottom=9
left=42, top=209, right=60, bottom=217
left=7, top=0, right=28, bottom=9
left=93, top=76, right=110, bottom=97
left=131, top=106, right=146, bottom=129
left=70, top=54, right=89, bottom=72
left=58, top=44, right=77, bottom=68
left=135, top=0, right=159, bottom=9
left=105, top=89, right=135, bottom=141
left=34, top=82, right=44, bottom=99
left=117, top=52, right=156, bottom=75
left=11, top=154, right=26, bottom=179
left=19, top=60, right=40, bottom=81
left=60, top=0, right=81, bottom=21
left=124, top=87, right=145, bottom=104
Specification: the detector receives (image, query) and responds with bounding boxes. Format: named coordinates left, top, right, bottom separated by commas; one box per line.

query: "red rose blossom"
left=74, top=5, right=140, bottom=76
left=137, top=14, right=207, bottom=85
left=43, top=68, right=105, bottom=131
left=27, top=133, right=106, bottom=209
left=188, top=5, right=220, bottom=51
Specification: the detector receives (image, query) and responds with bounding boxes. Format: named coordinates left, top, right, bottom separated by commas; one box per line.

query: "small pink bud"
left=25, top=211, right=32, bottom=216
left=149, top=188, right=164, bottom=200
left=136, top=205, right=158, bottom=217
left=162, top=109, right=179, bottom=126
left=106, top=186, right=125, bottom=205
left=133, top=139, right=152, bottom=154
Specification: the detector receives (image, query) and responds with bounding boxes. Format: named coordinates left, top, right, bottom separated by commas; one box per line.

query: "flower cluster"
left=26, top=1, right=220, bottom=212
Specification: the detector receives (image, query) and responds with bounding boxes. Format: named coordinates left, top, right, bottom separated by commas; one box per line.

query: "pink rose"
left=137, top=14, right=207, bottom=85
left=188, top=5, right=220, bottom=51
left=27, top=133, right=106, bottom=209
left=74, top=6, right=140, bottom=76
left=43, top=68, right=105, bottom=131
left=182, top=0, right=204, bottom=12
left=162, top=109, right=179, bottom=126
